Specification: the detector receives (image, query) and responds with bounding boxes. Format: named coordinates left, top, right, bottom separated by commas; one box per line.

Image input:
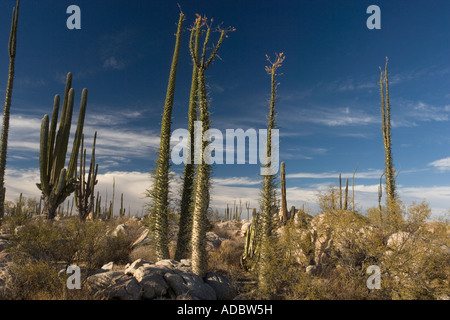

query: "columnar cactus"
left=148, top=13, right=185, bottom=260
left=280, top=161, right=287, bottom=222
left=0, top=0, right=20, bottom=218
left=352, top=164, right=358, bottom=213
left=37, top=72, right=87, bottom=220
left=74, top=132, right=98, bottom=221
left=344, top=178, right=349, bottom=211
left=175, top=19, right=201, bottom=261
left=119, top=193, right=125, bottom=218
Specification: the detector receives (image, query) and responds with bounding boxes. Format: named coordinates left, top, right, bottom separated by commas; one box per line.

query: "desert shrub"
left=1, top=196, right=40, bottom=233
left=129, top=245, right=157, bottom=263
left=7, top=259, right=66, bottom=300
left=244, top=196, right=449, bottom=300
left=208, top=238, right=245, bottom=276
left=4, top=217, right=141, bottom=299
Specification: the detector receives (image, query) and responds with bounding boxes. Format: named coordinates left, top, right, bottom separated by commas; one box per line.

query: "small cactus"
left=74, top=132, right=98, bottom=221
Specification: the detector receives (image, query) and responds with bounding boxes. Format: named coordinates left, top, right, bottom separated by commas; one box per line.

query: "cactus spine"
left=37, top=73, right=87, bottom=220
left=148, top=13, right=184, bottom=261
left=380, top=58, right=397, bottom=215
left=190, top=16, right=232, bottom=277
left=74, top=132, right=98, bottom=221
left=0, top=0, right=20, bottom=218
left=175, top=19, right=200, bottom=261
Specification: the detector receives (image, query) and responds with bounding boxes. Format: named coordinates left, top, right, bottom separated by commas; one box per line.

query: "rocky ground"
left=0, top=210, right=449, bottom=300
left=0, top=217, right=250, bottom=300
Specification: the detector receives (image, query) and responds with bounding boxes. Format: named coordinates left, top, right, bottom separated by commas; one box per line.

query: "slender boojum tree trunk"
left=149, top=13, right=184, bottom=260
left=0, top=0, right=20, bottom=218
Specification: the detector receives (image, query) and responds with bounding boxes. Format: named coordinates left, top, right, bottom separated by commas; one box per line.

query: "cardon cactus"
left=36, top=72, right=87, bottom=220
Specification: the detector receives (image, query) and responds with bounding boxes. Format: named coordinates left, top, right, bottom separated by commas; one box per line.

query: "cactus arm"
left=47, top=95, right=60, bottom=179
left=39, top=115, right=50, bottom=195
left=67, top=88, right=87, bottom=179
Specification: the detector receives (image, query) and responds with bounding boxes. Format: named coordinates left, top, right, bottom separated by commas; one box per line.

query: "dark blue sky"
left=0, top=0, right=449, bottom=217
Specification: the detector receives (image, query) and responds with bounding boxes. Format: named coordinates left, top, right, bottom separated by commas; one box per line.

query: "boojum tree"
left=174, top=17, right=201, bottom=261
left=379, top=57, right=398, bottom=219
left=0, top=0, right=20, bottom=219
left=189, top=16, right=234, bottom=277
left=258, top=52, right=285, bottom=293
left=148, top=12, right=185, bottom=261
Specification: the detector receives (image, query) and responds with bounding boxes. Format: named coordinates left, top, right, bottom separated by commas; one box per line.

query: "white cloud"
left=212, top=177, right=261, bottom=186
left=429, top=157, right=450, bottom=171
left=292, top=107, right=378, bottom=127
left=286, top=170, right=383, bottom=180
left=2, top=168, right=448, bottom=219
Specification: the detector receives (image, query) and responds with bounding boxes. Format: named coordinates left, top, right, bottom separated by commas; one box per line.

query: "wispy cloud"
left=286, top=169, right=383, bottom=180
left=410, top=101, right=449, bottom=122
left=103, top=56, right=127, bottom=70
left=291, top=106, right=378, bottom=127
left=99, top=29, right=136, bottom=71
left=429, top=157, right=450, bottom=172
left=212, top=177, right=261, bottom=186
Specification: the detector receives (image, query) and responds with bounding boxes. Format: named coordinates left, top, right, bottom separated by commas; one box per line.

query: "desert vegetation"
left=0, top=2, right=448, bottom=300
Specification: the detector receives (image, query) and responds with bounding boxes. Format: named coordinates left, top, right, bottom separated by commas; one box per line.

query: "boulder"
left=124, top=258, right=151, bottom=275
left=111, top=224, right=128, bottom=237
left=86, top=271, right=125, bottom=292
left=101, top=276, right=142, bottom=300
left=206, top=232, right=226, bottom=251
left=130, top=229, right=150, bottom=249
left=205, top=272, right=237, bottom=300
left=387, top=231, right=412, bottom=250
left=0, top=263, right=12, bottom=299
left=164, top=271, right=216, bottom=300
left=136, top=267, right=170, bottom=299
left=100, top=261, right=114, bottom=272
left=87, top=258, right=235, bottom=300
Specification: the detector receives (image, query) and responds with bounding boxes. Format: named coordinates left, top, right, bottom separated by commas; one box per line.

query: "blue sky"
left=0, top=0, right=449, bottom=218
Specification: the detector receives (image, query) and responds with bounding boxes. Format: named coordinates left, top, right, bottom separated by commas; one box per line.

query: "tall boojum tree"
left=0, top=0, right=20, bottom=219
left=189, top=15, right=234, bottom=277
left=174, top=17, right=201, bottom=261
left=148, top=12, right=185, bottom=260
left=380, top=58, right=397, bottom=217
left=258, top=52, right=285, bottom=292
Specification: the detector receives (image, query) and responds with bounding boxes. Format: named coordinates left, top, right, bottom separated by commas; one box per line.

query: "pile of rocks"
left=86, top=258, right=238, bottom=300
